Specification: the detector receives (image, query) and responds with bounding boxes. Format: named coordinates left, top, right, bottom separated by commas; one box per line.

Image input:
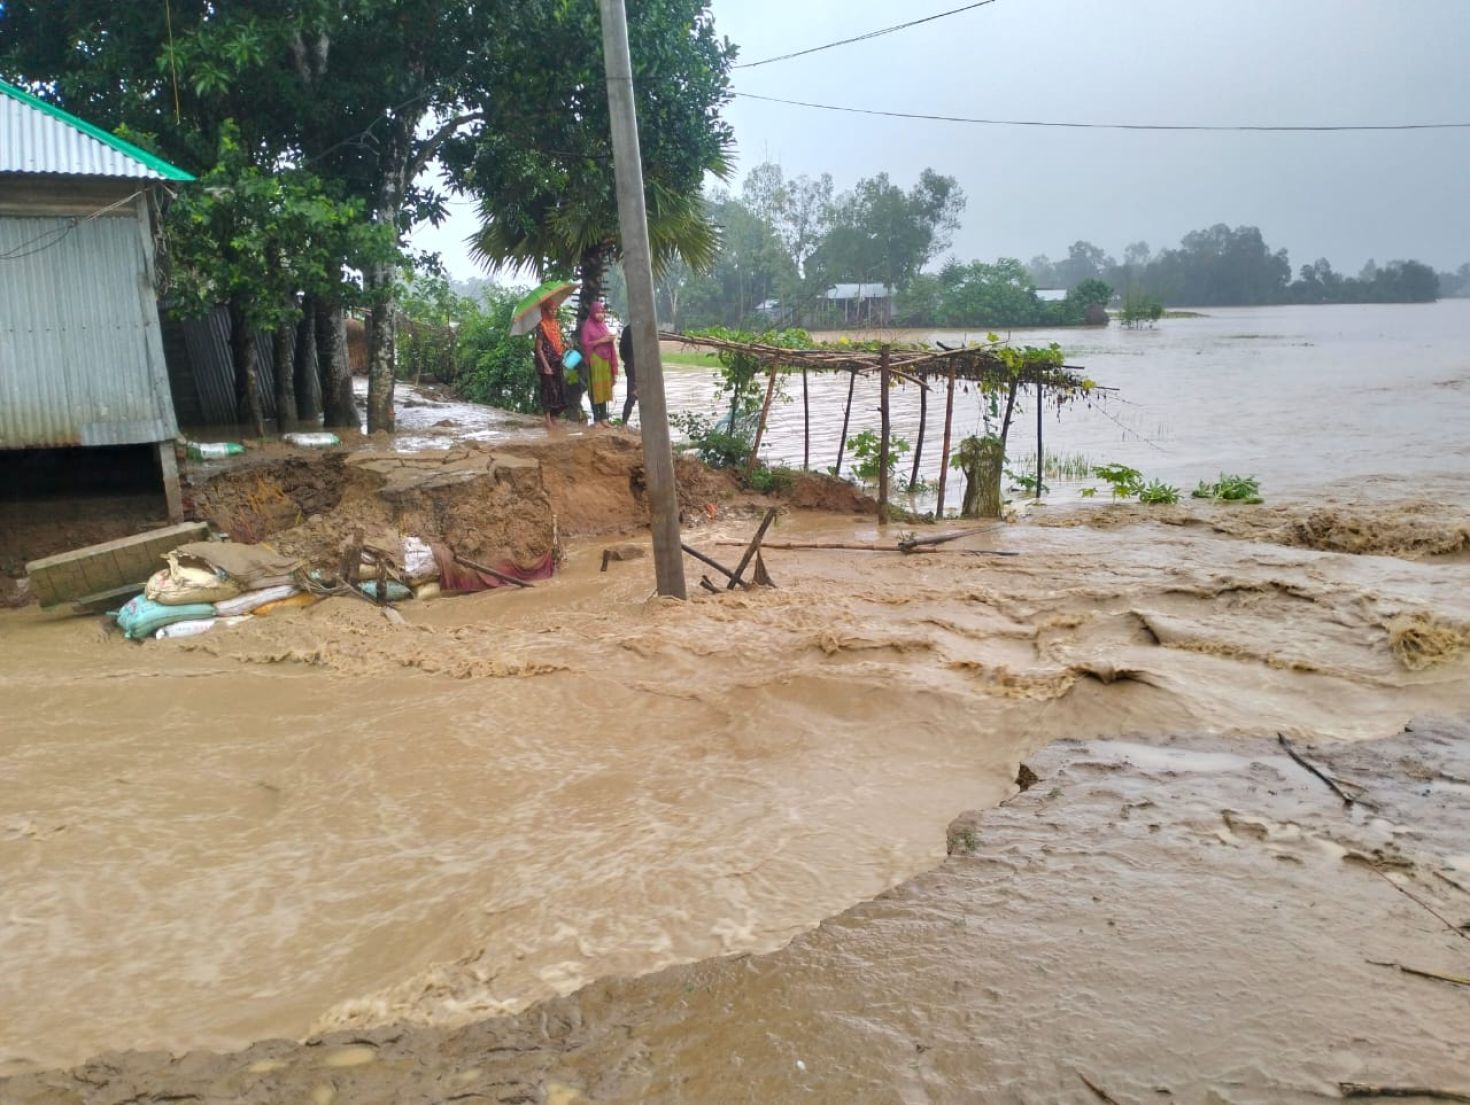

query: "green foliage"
left=1192, top=473, right=1264, bottom=504
left=848, top=430, right=910, bottom=483
left=1091, top=463, right=1146, bottom=501
left=441, top=0, right=735, bottom=317
left=1120, top=288, right=1165, bottom=328
left=744, top=466, right=796, bottom=495
left=1138, top=480, right=1181, bottom=504
left=686, top=326, right=811, bottom=422
left=1006, top=470, right=1049, bottom=497
left=1079, top=487, right=1098, bottom=498
left=672, top=413, right=753, bottom=470
left=166, top=125, right=393, bottom=332
left=453, top=288, right=538, bottom=414
left=396, top=269, right=470, bottom=382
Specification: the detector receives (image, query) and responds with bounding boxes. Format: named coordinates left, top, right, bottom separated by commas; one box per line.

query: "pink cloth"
left=579, top=313, right=618, bottom=375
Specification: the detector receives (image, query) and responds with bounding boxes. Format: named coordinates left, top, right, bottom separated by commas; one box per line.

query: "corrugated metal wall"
left=0, top=211, right=178, bottom=447
left=171, top=306, right=279, bottom=426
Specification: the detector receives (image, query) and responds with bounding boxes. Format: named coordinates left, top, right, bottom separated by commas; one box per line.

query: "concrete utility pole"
left=598, top=0, right=687, bottom=599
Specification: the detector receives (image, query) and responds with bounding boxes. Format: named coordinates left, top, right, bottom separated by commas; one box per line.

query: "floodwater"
left=662, top=299, right=1470, bottom=505
left=3, top=303, right=1470, bottom=1078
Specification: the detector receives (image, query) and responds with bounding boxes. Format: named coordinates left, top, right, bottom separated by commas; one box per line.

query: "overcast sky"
left=412, top=0, right=1470, bottom=281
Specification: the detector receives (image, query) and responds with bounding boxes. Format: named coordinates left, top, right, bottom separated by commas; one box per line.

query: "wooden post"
left=935, top=364, right=956, bottom=518
left=834, top=369, right=857, bottom=476
left=801, top=366, right=810, bottom=471
left=599, top=0, right=686, bottom=598
left=878, top=345, right=891, bottom=524
left=727, top=507, right=777, bottom=590
left=746, top=357, right=780, bottom=475
left=1035, top=379, right=1044, bottom=501
left=156, top=441, right=183, bottom=523
left=908, top=375, right=927, bottom=491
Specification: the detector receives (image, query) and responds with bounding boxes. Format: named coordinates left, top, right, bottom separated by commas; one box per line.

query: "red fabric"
left=431, top=545, right=555, bottom=593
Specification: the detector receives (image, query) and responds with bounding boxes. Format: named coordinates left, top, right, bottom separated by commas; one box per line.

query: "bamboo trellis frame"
left=660, top=331, right=1111, bottom=522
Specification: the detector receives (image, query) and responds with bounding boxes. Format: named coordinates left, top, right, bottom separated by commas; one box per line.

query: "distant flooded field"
left=659, top=300, right=1470, bottom=505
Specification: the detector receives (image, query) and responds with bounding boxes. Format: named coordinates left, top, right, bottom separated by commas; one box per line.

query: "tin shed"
left=0, top=78, right=193, bottom=520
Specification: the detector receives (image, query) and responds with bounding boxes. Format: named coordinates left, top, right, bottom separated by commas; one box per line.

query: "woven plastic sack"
left=212, top=584, right=299, bottom=618
left=253, top=592, right=319, bottom=616
left=144, top=554, right=242, bottom=606
left=155, top=615, right=252, bottom=640
left=112, top=595, right=216, bottom=640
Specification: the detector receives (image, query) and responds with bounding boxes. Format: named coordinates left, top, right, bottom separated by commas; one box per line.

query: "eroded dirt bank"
left=7, top=718, right=1467, bottom=1104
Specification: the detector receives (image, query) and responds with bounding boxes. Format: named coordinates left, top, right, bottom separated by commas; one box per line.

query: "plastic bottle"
left=185, top=442, right=245, bottom=460
left=283, top=432, right=342, bottom=448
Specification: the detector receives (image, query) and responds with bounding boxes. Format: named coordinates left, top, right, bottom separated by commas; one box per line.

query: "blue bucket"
left=563, top=349, right=583, bottom=371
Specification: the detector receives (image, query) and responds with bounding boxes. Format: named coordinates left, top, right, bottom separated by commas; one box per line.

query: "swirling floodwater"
left=1, top=301, right=1468, bottom=1076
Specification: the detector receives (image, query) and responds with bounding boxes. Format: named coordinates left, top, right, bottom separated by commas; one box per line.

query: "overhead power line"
left=733, top=92, right=1470, bottom=132
left=734, top=1, right=999, bottom=69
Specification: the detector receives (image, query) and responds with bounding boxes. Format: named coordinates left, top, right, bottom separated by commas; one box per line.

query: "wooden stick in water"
left=454, top=553, right=533, bottom=589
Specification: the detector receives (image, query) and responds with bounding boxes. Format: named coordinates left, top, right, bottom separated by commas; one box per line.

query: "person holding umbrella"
left=510, top=280, right=579, bottom=433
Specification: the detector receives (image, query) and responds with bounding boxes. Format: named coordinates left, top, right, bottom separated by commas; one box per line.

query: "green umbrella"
left=509, top=279, right=579, bottom=336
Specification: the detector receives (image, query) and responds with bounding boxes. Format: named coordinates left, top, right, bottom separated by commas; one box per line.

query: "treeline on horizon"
left=612, top=162, right=1467, bottom=332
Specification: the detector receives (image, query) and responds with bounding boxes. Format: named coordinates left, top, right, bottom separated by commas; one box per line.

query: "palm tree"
left=441, top=0, right=734, bottom=326
left=469, top=177, right=722, bottom=324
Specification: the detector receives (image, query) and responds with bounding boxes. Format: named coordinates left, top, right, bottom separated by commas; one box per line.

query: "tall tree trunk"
left=228, top=297, right=264, bottom=438
left=294, top=304, right=322, bottom=422
left=577, top=244, right=611, bottom=325
left=316, top=296, right=358, bottom=429
left=365, top=261, right=397, bottom=433
left=272, top=311, right=298, bottom=429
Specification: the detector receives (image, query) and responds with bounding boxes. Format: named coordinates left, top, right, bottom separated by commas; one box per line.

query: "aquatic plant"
left=1138, top=480, right=1181, bottom=505
left=1092, top=463, right=1145, bottom=500
left=849, top=430, right=911, bottom=483
left=1193, top=473, right=1263, bottom=504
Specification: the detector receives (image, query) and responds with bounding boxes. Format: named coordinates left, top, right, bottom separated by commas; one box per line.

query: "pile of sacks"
left=112, top=542, right=313, bottom=641
left=353, top=536, right=440, bottom=602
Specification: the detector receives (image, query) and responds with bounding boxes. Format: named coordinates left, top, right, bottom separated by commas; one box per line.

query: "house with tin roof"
left=0, top=78, right=193, bottom=521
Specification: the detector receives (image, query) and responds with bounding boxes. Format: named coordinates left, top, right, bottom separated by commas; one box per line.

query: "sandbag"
left=112, top=595, right=216, bottom=640
left=357, top=580, right=412, bottom=602
left=211, top=584, right=300, bottom=618
left=153, top=615, right=252, bottom=640
left=253, top=593, right=319, bottom=617
left=413, top=581, right=442, bottom=601
left=144, top=556, right=242, bottom=606
left=170, top=541, right=304, bottom=591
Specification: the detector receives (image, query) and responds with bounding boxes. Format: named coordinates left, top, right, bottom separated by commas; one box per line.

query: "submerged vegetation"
left=1193, top=474, right=1264, bottom=504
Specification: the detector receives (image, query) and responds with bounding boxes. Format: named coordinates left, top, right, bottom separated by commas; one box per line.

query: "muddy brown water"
left=2, top=303, right=1470, bottom=1078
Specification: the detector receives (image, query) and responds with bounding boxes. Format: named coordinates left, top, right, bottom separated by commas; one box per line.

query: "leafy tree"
left=443, top=0, right=736, bottom=330
left=167, top=127, right=391, bottom=435
left=1053, top=240, right=1114, bottom=289
left=808, top=169, right=964, bottom=293
left=453, top=289, right=540, bottom=414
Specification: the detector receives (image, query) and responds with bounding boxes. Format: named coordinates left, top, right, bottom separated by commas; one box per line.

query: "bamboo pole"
left=599, top=0, right=685, bottom=598
left=727, top=507, right=777, bottom=589
left=878, top=345, right=891, bottom=524
left=909, top=373, right=927, bottom=491
left=935, top=364, right=956, bottom=518
left=802, top=366, right=810, bottom=470
left=746, top=356, right=780, bottom=476
left=1035, top=379, right=1043, bottom=501
left=835, top=369, right=857, bottom=476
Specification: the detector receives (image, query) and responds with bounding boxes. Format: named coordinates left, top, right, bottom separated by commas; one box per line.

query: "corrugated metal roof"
left=824, top=283, right=895, bottom=300
left=0, top=211, right=179, bottom=447
left=0, top=79, right=194, bottom=181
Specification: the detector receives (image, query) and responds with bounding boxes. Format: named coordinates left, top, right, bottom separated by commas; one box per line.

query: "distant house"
left=824, top=283, right=895, bottom=325
left=0, top=79, right=193, bottom=520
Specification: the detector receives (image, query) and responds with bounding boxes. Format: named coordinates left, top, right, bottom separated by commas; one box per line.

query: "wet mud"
left=7, top=718, right=1468, bottom=1104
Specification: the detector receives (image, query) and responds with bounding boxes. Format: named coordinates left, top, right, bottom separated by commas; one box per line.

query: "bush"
left=454, top=289, right=539, bottom=414
left=1192, top=473, right=1263, bottom=504
left=848, top=429, right=910, bottom=483
left=673, top=412, right=752, bottom=469
left=745, top=465, right=795, bottom=494
left=1138, top=479, right=1181, bottom=504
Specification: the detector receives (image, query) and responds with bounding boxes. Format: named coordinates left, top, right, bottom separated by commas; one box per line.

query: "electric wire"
left=733, top=92, right=1470, bottom=132
left=734, top=1, right=999, bottom=69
